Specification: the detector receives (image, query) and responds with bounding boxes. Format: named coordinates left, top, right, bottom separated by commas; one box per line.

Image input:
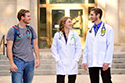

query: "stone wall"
left=0, top=0, right=37, bottom=51
left=98, top=0, right=119, bottom=43
left=119, top=0, right=125, bottom=42
left=0, top=0, right=125, bottom=49
left=105, top=0, right=119, bottom=43
left=0, top=0, right=17, bottom=39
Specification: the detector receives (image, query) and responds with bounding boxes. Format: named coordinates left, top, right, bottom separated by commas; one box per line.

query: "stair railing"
left=0, top=35, right=5, bottom=55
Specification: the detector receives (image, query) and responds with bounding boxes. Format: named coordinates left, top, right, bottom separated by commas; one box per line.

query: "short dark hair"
left=90, top=8, right=103, bottom=19
left=17, top=9, right=30, bottom=21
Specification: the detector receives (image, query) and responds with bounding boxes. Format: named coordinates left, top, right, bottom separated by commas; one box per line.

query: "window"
left=89, top=0, right=95, bottom=3
left=40, top=0, right=46, bottom=4
left=50, top=0, right=85, bottom=4
left=40, top=8, right=46, bottom=37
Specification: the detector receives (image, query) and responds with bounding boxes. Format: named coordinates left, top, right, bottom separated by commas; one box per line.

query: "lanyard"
left=59, top=32, right=61, bottom=39
left=17, top=25, right=31, bottom=39
left=58, top=32, right=75, bottom=40
left=70, top=34, right=75, bottom=40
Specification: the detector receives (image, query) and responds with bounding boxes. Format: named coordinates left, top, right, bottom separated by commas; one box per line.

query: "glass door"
left=70, top=9, right=85, bottom=47
left=51, top=10, right=65, bottom=38
left=50, top=7, right=85, bottom=47
left=38, top=0, right=96, bottom=49
left=38, top=8, right=48, bottom=48
left=49, top=8, right=65, bottom=46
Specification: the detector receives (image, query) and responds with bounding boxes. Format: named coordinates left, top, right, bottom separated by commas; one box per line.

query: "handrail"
left=0, top=35, right=5, bottom=55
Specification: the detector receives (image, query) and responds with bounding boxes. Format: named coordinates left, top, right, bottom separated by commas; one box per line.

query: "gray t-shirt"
left=6, top=26, right=37, bottom=62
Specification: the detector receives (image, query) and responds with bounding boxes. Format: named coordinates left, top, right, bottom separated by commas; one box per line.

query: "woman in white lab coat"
left=51, top=16, right=82, bottom=83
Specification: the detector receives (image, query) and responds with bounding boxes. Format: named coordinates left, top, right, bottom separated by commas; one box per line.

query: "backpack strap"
left=4, top=25, right=18, bottom=49
left=12, top=25, right=34, bottom=48
left=12, top=25, right=18, bottom=42
left=26, top=25, right=34, bottom=48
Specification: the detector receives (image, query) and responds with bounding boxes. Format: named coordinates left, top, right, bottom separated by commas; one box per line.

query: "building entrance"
left=50, top=7, right=85, bottom=47
left=38, top=0, right=96, bottom=49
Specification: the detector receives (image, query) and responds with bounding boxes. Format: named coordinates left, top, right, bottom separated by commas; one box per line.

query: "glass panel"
left=88, top=7, right=94, bottom=19
left=40, top=8, right=46, bottom=37
left=50, top=0, right=85, bottom=4
left=52, top=10, right=65, bottom=37
left=89, top=0, right=95, bottom=3
left=70, top=9, right=83, bottom=37
left=40, top=0, right=46, bottom=4
left=39, top=40, right=47, bottom=48
left=88, top=7, right=94, bottom=28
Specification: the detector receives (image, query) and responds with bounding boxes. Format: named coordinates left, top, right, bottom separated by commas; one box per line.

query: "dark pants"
left=57, top=75, right=76, bottom=83
left=89, top=67, right=112, bottom=83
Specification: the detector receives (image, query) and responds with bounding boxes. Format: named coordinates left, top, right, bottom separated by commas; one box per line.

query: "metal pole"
left=3, top=35, right=5, bottom=55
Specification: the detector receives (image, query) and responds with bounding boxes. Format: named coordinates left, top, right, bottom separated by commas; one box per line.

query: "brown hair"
left=17, top=9, right=30, bottom=21
left=58, top=16, right=72, bottom=33
left=90, top=8, right=103, bottom=19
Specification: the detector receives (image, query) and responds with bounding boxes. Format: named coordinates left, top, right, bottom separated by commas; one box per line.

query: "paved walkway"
left=0, top=75, right=125, bottom=83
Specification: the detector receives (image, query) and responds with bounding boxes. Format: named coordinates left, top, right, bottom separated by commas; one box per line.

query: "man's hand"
left=35, top=59, right=40, bottom=68
left=33, top=39, right=40, bottom=68
left=103, top=63, right=109, bottom=71
left=83, top=63, right=87, bottom=71
left=10, top=63, right=18, bottom=72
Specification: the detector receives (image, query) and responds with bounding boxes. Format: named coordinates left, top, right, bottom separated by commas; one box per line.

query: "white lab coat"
left=51, top=30, right=82, bottom=75
left=82, top=22, right=114, bottom=67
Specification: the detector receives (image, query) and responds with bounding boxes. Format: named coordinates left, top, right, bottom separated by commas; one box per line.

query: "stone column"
left=0, top=0, right=17, bottom=37
left=16, top=0, right=38, bottom=34
left=119, top=0, right=125, bottom=42
left=30, top=0, right=38, bottom=35
left=105, top=0, right=119, bottom=43
left=16, top=0, right=30, bottom=12
left=16, top=0, right=30, bottom=24
left=97, top=0, right=106, bottom=22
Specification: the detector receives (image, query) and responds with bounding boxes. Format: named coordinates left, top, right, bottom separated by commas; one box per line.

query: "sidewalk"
left=0, top=75, right=125, bottom=83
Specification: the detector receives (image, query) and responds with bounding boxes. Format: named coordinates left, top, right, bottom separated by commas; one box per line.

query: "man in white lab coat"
left=82, top=8, right=114, bottom=83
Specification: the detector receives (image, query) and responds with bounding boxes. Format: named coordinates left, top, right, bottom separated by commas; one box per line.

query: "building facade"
left=0, top=0, right=125, bottom=49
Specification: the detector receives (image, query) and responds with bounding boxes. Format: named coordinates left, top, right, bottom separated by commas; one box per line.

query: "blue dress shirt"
left=93, top=21, right=102, bottom=35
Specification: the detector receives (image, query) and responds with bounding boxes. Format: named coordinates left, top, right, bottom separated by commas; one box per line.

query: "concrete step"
left=111, top=64, right=125, bottom=69
left=114, top=43, right=125, bottom=52
left=0, top=70, right=11, bottom=76
left=0, top=65, right=10, bottom=70
left=0, top=62, right=125, bottom=71
left=78, top=63, right=125, bottom=69
left=78, top=69, right=125, bottom=75
left=0, top=60, right=10, bottom=65
left=79, top=58, right=125, bottom=64
left=0, top=67, right=125, bottom=76
left=34, top=69, right=56, bottom=75
left=1, top=52, right=125, bottom=60
left=0, top=52, right=125, bottom=60
left=0, top=59, right=56, bottom=65
left=1, top=58, right=124, bottom=66
left=0, top=69, right=125, bottom=76
left=34, top=69, right=125, bottom=75
left=39, top=52, right=125, bottom=59
left=0, top=51, right=125, bottom=75
left=113, top=53, right=125, bottom=58
left=111, top=69, right=125, bottom=74
left=0, top=55, right=8, bottom=60
left=112, top=58, right=125, bottom=63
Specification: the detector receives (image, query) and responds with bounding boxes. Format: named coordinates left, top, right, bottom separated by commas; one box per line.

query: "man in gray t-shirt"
left=6, top=9, right=40, bottom=83
left=7, top=26, right=37, bottom=62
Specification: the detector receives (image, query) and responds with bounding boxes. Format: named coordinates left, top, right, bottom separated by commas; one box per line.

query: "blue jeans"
left=12, top=57, right=34, bottom=83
